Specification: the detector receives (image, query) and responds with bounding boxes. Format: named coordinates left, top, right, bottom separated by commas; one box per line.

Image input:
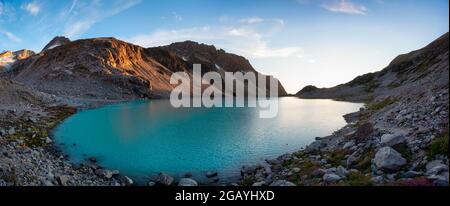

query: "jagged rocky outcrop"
left=160, top=41, right=288, bottom=96
left=41, top=36, right=71, bottom=52
left=297, top=33, right=449, bottom=102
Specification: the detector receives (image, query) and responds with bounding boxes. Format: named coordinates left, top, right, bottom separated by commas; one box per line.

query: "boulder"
left=120, top=176, right=134, bottom=186
left=178, top=178, right=198, bottom=186
left=95, top=169, right=115, bottom=179
left=56, top=175, right=69, bottom=186
left=155, top=173, right=174, bottom=186
left=343, top=141, right=355, bottom=150
left=380, top=133, right=406, bottom=146
left=374, top=147, right=407, bottom=171
left=401, top=171, right=423, bottom=178
left=269, top=180, right=296, bottom=186
left=304, top=140, right=325, bottom=153
left=206, top=171, right=218, bottom=178
left=291, top=167, right=301, bottom=173
left=336, top=166, right=349, bottom=177
left=252, top=181, right=266, bottom=186
left=323, top=173, right=342, bottom=183
left=426, top=160, right=449, bottom=175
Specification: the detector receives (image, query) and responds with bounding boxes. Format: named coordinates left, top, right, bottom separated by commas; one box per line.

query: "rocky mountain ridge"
left=4, top=37, right=287, bottom=104
left=297, top=32, right=449, bottom=102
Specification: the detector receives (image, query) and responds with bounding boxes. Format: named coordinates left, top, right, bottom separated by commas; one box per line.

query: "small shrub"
left=427, top=132, right=449, bottom=158
left=241, top=177, right=255, bottom=186
left=327, top=149, right=349, bottom=167
left=354, top=151, right=375, bottom=172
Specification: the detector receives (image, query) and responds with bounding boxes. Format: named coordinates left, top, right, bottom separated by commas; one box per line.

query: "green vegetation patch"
left=339, top=171, right=373, bottom=186
left=326, top=149, right=349, bottom=167
left=427, top=130, right=449, bottom=158
left=366, top=97, right=396, bottom=111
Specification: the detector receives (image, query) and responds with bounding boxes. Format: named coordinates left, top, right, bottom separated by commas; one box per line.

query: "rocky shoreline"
left=1, top=73, right=449, bottom=186
left=238, top=87, right=449, bottom=186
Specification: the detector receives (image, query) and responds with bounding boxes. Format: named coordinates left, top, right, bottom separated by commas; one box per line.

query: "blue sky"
left=1, top=0, right=448, bottom=93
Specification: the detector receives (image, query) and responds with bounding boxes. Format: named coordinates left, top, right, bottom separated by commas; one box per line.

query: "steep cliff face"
left=297, top=32, right=449, bottom=102
left=160, top=41, right=288, bottom=96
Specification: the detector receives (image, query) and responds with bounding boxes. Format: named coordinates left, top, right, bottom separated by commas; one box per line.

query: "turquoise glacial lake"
left=54, top=97, right=362, bottom=183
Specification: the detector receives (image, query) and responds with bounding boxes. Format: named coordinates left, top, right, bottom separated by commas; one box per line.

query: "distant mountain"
left=6, top=37, right=287, bottom=102
left=0, top=50, right=35, bottom=72
left=160, top=41, right=288, bottom=96
left=297, top=32, right=449, bottom=102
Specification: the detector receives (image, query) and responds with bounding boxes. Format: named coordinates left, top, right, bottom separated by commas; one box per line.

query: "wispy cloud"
left=321, top=0, right=367, bottom=15
left=127, top=19, right=303, bottom=59
left=239, top=17, right=264, bottom=24
left=1, top=31, right=22, bottom=42
left=22, top=1, right=41, bottom=16
left=63, top=0, right=141, bottom=38
left=172, top=12, right=183, bottom=21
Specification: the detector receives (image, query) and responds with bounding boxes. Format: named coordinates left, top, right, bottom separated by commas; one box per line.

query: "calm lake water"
left=53, top=97, right=362, bottom=183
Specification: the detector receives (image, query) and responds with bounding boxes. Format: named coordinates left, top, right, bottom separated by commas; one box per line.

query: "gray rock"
left=56, top=175, right=69, bottom=186
left=323, top=173, right=342, bottom=183
left=148, top=181, right=156, bottom=186
left=120, top=176, right=134, bottom=186
left=206, top=171, right=218, bottom=178
left=0, top=129, right=6, bottom=136
left=7, top=127, right=15, bottom=135
left=264, top=166, right=272, bottom=175
left=380, top=133, right=406, bottom=146
left=428, top=172, right=449, bottom=186
left=374, top=147, right=407, bottom=171
left=371, top=176, right=384, bottom=184
left=95, top=169, right=114, bottom=179
left=343, top=141, right=355, bottom=150
left=426, top=160, right=449, bottom=175
left=252, top=181, right=266, bottom=186
left=336, top=166, right=349, bottom=177
left=44, top=137, right=53, bottom=144
left=269, top=180, right=296, bottom=186
left=402, top=171, right=423, bottom=178
left=28, top=117, right=38, bottom=123
left=346, top=151, right=360, bottom=167
left=292, top=167, right=301, bottom=173
left=304, top=140, right=325, bottom=153
left=155, top=173, right=174, bottom=186
left=312, top=168, right=326, bottom=177
left=178, top=178, right=198, bottom=186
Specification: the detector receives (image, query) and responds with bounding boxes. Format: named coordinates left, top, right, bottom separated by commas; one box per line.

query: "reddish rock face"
left=12, top=38, right=178, bottom=100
